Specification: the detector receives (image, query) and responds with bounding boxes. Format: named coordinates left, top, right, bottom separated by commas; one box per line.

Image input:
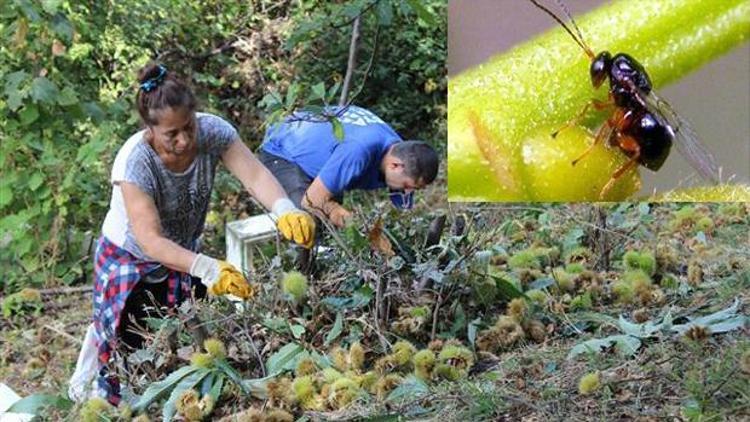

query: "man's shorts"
left=257, top=150, right=313, bottom=208
left=257, top=149, right=343, bottom=207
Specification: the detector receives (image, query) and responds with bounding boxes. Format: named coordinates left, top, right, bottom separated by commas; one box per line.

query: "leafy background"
left=0, top=0, right=447, bottom=294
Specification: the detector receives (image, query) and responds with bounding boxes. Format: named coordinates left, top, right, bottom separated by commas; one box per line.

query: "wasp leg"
left=599, top=138, right=640, bottom=199
left=552, top=98, right=613, bottom=138
left=571, top=121, right=613, bottom=166
left=572, top=107, right=628, bottom=166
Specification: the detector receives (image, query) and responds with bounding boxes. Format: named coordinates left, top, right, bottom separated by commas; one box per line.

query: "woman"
left=69, top=63, right=315, bottom=404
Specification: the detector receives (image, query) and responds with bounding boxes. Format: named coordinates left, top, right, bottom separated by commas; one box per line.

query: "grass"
left=0, top=292, right=90, bottom=396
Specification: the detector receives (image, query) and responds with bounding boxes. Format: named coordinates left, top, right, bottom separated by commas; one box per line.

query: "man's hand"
left=277, top=210, right=316, bottom=249
left=301, top=177, right=353, bottom=229
left=328, top=204, right=353, bottom=228
left=189, top=254, right=254, bottom=299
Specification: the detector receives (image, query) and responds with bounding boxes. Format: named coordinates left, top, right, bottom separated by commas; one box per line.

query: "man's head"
left=382, top=140, right=439, bottom=192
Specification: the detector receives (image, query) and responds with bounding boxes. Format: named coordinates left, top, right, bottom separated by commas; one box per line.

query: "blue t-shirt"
left=261, top=106, right=402, bottom=196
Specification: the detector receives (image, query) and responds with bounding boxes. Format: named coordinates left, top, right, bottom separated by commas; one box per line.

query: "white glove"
left=189, top=253, right=221, bottom=289
left=272, top=198, right=297, bottom=217
left=190, top=254, right=254, bottom=299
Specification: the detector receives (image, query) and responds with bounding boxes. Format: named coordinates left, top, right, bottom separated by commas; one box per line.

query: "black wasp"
left=529, top=0, right=721, bottom=198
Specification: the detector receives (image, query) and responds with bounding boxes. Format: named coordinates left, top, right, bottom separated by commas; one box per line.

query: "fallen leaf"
left=615, top=388, right=634, bottom=402
left=368, top=218, right=394, bottom=257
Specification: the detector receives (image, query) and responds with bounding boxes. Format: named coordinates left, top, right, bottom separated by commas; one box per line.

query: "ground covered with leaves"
left=1, top=199, right=748, bottom=421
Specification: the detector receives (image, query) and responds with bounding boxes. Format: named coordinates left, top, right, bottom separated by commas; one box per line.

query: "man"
left=258, top=105, right=439, bottom=228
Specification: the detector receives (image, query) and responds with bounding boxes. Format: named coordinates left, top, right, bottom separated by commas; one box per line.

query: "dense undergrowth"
left=2, top=201, right=748, bottom=420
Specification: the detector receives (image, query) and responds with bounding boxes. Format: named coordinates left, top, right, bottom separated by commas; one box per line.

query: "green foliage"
left=508, top=247, right=556, bottom=270
left=570, top=292, right=593, bottom=312
left=508, top=253, right=539, bottom=271
left=564, top=246, right=592, bottom=266
left=7, top=393, right=73, bottom=415
left=569, top=299, right=747, bottom=360
left=266, top=342, right=306, bottom=375
left=669, top=206, right=698, bottom=231
left=2, top=3, right=116, bottom=290
left=553, top=267, right=575, bottom=292
left=281, top=0, right=446, bottom=143
left=1, top=0, right=445, bottom=293
left=524, top=289, right=548, bottom=306
left=133, top=342, right=250, bottom=421
left=622, top=269, right=653, bottom=293
left=79, top=397, right=117, bottom=422
left=2, top=287, right=43, bottom=318
left=622, top=250, right=656, bottom=276
left=681, top=342, right=750, bottom=420
left=612, top=280, right=635, bottom=304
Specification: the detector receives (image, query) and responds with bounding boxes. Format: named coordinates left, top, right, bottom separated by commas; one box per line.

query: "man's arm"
left=304, top=140, right=375, bottom=228
left=302, top=177, right=352, bottom=228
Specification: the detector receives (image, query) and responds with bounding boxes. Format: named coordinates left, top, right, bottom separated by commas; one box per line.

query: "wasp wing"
left=633, top=88, right=720, bottom=183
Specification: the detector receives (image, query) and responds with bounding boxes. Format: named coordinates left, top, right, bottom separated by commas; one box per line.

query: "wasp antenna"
left=528, top=0, right=595, bottom=59
left=553, top=0, right=595, bottom=57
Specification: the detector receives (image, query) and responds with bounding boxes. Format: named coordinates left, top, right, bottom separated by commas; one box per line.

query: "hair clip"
left=140, top=65, right=167, bottom=92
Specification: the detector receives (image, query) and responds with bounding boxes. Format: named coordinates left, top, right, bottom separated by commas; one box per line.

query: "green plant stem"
left=448, top=0, right=750, bottom=201
left=647, top=184, right=750, bottom=201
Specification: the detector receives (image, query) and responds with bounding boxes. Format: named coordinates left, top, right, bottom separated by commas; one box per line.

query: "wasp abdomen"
left=626, top=109, right=673, bottom=171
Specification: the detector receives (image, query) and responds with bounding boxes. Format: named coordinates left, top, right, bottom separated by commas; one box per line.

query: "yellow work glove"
left=273, top=199, right=316, bottom=249
left=211, top=262, right=254, bottom=299
left=277, top=211, right=316, bottom=249
left=189, top=254, right=255, bottom=300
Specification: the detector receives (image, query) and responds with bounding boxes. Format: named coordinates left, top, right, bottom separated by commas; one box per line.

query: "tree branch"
left=339, top=15, right=362, bottom=106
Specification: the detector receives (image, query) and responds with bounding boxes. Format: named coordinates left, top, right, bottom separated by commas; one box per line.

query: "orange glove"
left=277, top=210, right=316, bottom=249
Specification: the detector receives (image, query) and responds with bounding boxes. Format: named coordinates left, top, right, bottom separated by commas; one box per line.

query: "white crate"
left=225, top=213, right=278, bottom=274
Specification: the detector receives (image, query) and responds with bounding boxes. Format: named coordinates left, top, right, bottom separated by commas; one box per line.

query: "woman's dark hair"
left=391, top=140, right=440, bottom=184
left=136, top=62, right=197, bottom=126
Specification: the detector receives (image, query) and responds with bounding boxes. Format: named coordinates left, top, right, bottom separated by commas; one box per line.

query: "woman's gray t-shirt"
left=101, top=112, right=238, bottom=259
